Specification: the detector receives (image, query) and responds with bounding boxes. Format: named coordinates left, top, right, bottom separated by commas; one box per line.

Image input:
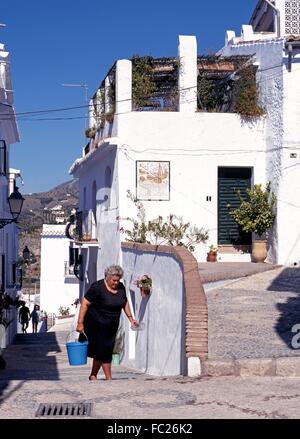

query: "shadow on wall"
left=0, top=331, right=61, bottom=404
left=268, top=268, right=300, bottom=294
left=129, top=289, right=150, bottom=325
left=268, top=268, right=300, bottom=349
left=128, top=288, right=150, bottom=373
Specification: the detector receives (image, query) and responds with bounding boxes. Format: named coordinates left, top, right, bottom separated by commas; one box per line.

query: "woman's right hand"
left=76, top=322, right=84, bottom=333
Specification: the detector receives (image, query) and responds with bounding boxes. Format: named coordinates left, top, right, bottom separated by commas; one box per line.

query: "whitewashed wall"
left=72, top=143, right=121, bottom=288
left=221, top=36, right=300, bottom=265
left=280, top=50, right=300, bottom=265
left=0, top=42, right=20, bottom=348
left=117, top=111, right=266, bottom=261
left=121, top=246, right=186, bottom=376
left=40, top=225, right=79, bottom=315
left=0, top=223, right=19, bottom=347
left=71, top=33, right=300, bottom=267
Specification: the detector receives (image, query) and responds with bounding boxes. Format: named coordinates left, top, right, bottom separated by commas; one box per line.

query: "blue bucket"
left=66, top=331, right=88, bottom=366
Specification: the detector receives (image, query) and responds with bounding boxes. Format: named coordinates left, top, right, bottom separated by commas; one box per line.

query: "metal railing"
left=65, top=209, right=97, bottom=242
left=47, top=313, right=56, bottom=329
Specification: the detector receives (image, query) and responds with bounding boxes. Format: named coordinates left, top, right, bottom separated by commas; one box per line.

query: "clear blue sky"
left=2, top=0, right=257, bottom=194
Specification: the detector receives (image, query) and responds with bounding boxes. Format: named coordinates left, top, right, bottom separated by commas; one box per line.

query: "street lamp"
left=21, top=245, right=35, bottom=306
left=0, top=186, right=24, bottom=229
left=22, top=245, right=30, bottom=265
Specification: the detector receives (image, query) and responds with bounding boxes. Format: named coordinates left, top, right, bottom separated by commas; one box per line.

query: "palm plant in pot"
left=229, top=183, right=276, bottom=263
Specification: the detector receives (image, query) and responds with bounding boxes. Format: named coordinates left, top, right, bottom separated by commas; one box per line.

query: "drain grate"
left=36, top=403, right=92, bottom=417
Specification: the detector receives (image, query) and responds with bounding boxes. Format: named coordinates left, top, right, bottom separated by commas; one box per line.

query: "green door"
left=218, top=167, right=252, bottom=245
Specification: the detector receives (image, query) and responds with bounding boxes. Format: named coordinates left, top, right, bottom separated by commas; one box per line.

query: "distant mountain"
left=19, top=179, right=79, bottom=232
left=18, top=179, right=79, bottom=282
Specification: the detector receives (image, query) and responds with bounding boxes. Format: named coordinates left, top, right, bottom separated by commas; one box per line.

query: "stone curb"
left=203, top=357, right=300, bottom=377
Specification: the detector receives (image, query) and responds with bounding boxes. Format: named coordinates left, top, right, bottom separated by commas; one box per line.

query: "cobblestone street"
left=1, top=267, right=300, bottom=419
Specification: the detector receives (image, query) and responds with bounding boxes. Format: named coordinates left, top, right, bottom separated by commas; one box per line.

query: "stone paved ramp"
left=204, top=267, right=300, bottom=374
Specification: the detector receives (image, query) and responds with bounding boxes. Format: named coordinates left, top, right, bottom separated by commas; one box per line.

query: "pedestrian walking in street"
left=18, top=302, right=31, bottom=334
left=31, top=304, right=41, bottom=333
left=76, top=265, right=138, bottom=381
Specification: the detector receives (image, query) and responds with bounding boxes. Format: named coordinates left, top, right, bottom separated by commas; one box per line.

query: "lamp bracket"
left=0, top=218, right=16, bottom=229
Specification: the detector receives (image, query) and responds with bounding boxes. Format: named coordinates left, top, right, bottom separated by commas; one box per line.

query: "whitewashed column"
left=225, top=30, right=236, bottom=46
left=116, top=59, right=132, bottom=116
left=178, top=35, right=197, bottom=113
left=105, top=75, right=111, bottom=115
left=88, top=97, right=95, bottom=128
left=241, top=25, right=254, bottom=41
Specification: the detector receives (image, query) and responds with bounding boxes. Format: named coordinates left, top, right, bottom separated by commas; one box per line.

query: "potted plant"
left=85, top=126, right=97, bottom=139
left=136, top=275, right=152, bottom=297
left=58, top=306, right=70, bottom=317
left=229, top=183, right=276, bottom=263
left=207, top=244, right=218, bottom=262
left=82, top=233, right=92, bottom=242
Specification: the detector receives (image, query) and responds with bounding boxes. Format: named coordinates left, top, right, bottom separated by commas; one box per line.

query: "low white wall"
left=121, top=246, right=186, bottom=376
left=40, top=225, right=79, bottom=315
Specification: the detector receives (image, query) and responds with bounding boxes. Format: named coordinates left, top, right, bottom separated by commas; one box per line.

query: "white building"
left=221, top=0, right=300, bottom=266
left=68, top=0, right=300, bottom=299
left=0, top=41, right=23, bottom=349
left=40, top=225, right=79, bottom=315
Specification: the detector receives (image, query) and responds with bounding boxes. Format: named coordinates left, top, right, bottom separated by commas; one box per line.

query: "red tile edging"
left=121, top=242, right=208, bottom=360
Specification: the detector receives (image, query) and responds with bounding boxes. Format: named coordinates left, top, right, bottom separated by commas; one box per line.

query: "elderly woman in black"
left=76, top=265, right=137, bottom=380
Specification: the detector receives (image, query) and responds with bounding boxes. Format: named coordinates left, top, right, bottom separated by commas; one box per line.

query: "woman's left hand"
left=130, top=319, right=139, bottom=328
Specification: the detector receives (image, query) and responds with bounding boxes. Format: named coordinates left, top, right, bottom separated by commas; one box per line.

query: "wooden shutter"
left=218, top=168, right=252, bottom=245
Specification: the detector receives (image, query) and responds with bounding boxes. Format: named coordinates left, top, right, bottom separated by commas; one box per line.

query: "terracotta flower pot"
left=82, top=234, right=91, bottom=242
left=251, top=240, right=267, bottom=263
left=140, top=287, right=151, bottom=297
left=207, top=251, right=217, bottom=262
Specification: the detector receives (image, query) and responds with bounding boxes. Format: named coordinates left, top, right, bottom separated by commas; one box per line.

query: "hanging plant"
left=196, top=56, right=264, bottom=117
left=197, top=74, right=218, bottom=111
left=131, top=55, right=156, bottom=109
left=93, top=87, right=105, bottom=128
left=85, top=126, right=97, bottom=139
left=107, top=71, right=116, bottom=115
left=232, top=65, right=265, bottom=117
left=105, top=112, right=114, bottom=123
left=99, top=114, right=105, bottom=129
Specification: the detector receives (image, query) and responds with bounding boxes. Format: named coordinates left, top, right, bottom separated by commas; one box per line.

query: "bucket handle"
left=66, top=330, right=88, bottom=343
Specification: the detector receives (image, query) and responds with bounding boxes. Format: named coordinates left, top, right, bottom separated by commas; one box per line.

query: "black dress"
left=80, top=279, right=127, bottom=363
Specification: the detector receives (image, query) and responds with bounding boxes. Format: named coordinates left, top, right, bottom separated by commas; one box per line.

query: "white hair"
left=104, top=265, right=124, bottom=278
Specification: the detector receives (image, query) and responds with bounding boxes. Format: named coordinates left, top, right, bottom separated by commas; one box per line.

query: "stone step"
left=203, top=357, right=300, bottom=377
